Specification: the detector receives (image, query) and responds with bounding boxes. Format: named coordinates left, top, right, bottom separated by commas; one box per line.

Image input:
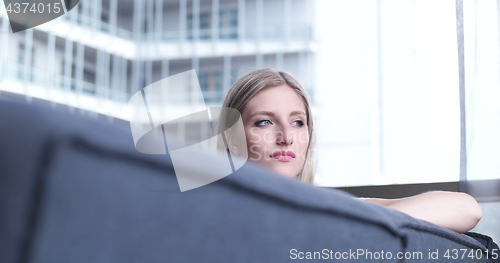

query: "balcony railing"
left=62, top=14, right=312, bottom=43
left=0, top=61, right=130, bottom=103
left=0, top=61, right=226, bottom=105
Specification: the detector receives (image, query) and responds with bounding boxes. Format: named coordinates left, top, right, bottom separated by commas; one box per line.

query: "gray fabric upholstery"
left=0, top=100, right=498, bottom=262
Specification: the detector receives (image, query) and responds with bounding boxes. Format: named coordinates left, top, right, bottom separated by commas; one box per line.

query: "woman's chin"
left=269, top=166, right=299, bottom=179
left=249, top=160, right=300, bottom=180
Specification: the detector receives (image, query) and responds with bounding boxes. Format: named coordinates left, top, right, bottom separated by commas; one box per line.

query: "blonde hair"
left=219, top=68, right=316, bottom=184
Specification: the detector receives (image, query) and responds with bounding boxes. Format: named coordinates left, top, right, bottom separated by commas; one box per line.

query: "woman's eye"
left=293, top=120, right=305, bottom=127
left=255, top=119, right=272, bottom=127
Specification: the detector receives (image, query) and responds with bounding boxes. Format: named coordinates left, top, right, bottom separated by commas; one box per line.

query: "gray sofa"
left=0, top=100, right=498, bottom=262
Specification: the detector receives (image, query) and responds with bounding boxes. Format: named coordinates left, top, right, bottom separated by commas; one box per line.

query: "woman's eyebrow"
left=289, top=111, right=306, bottom=117
left=249, top=111, right=306, bottom=118
left=249, top=111, right=275, bottom=118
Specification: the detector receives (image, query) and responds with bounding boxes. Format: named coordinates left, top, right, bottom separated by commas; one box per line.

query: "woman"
left=219, top=68, right=482, bottom=234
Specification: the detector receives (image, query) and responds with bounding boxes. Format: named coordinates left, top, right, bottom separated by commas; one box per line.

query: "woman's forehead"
left=245, top=85, right=306, bottom=114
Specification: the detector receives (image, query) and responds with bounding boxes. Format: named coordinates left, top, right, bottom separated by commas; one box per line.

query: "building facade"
left=0, top=0, right=315, bottom=118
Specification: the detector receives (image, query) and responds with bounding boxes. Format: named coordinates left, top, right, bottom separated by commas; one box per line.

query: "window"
left=186, top=9, right=238, bottom=40
left=187, top=13, right=211, bottom=39
left=463, top=0, right=500, bottom=181
left=219, top=10, right=237, bottom=39
left=101, top=12, right=109, bottom=32
left=199, top=71, right=224, bottom=103
left=82, top=68, right=96, bottom=94
left=215, top=71, right=224, bottom=92
left=198, top=72, right=207, bottom=91
left=60, top=61, right=96, bottom=94
left=17, top=43, right=35, bottom=81
left=200, top=13, right=210, bottom=39
left=18, top=43, right=35, bottom=65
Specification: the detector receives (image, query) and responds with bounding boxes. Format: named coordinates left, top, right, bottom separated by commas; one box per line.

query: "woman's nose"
left=276, top=127, right=294, bottom=146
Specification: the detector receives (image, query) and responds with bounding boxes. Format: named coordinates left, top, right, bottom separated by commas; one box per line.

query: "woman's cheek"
left=248, top=127, right=261, bottom=143
left=299, top=148, right=308, bottom=162
left=262, top=129, right=275, bottom=144
left=249, top=144, right=262, bottom=161
left=299, top=130, right=309, bottom=144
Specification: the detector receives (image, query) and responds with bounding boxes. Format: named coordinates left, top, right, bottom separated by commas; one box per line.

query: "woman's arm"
left=362, top=191, right=483, bottom=233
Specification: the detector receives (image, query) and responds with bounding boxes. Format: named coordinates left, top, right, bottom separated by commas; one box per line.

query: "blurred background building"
left=0, top=0, right=314, bottom=115
left=0, top=0, right=499, bottom=239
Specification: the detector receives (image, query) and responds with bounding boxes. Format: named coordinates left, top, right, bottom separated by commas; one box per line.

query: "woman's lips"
left=271, top=150, right=296, bottom=162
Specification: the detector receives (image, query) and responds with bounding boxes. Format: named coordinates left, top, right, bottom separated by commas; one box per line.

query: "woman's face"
left=240, top=84, right=309, bottom=179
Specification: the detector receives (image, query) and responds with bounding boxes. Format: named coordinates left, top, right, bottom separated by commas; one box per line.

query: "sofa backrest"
left=0, top=100, right=496, bottom=263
